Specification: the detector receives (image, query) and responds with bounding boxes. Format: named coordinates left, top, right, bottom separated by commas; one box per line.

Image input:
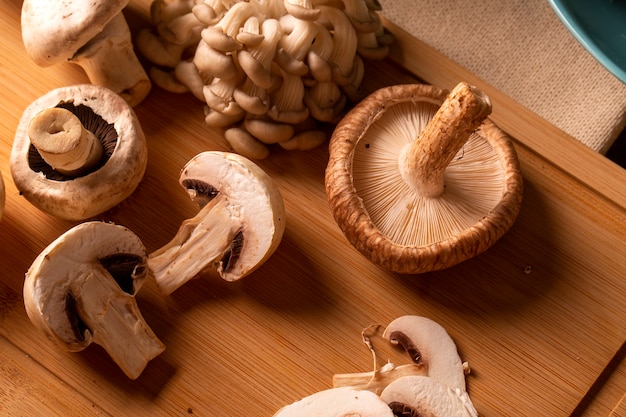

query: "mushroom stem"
left=73, top=13, right=151, bottom=107
left=27, top=107, right=104, bottom=177
left=148, top=196, right=241, bottom=294
left=399, top=82, right=492, bottom=198
left=77, top=267, right=166, bottom=379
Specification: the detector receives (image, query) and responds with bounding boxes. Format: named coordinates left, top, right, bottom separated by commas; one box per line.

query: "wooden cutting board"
left=0, top=1, right=625, bottom=416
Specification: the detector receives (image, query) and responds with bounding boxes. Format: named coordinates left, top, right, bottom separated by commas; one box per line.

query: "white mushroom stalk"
left=11, top=84, right=148, bottom=221
left=23, top=222, right=165, bottom=380
left=138, top=0, right=392, bottom=158
left=21, top=0, right=151, bottom=107
left=148, top=151, right=285, bottom=295
left=325, top=82, right=523, bottom=273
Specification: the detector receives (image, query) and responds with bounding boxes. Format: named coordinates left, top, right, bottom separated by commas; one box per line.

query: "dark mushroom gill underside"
left=28, top=101, right=118, bottom=181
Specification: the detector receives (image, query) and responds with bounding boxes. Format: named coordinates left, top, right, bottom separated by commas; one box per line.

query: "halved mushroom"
left=273, top=386, right=394, bottom=417
left=379, top=315, right=478, bottom=417
left=23, top=221, right=165, bottom=380
left=21, top=0, right=151, bottom=107
left=325, top=82, right=523, bottom=273
left=148, top=151, right=285, bottom=295
left=11, top=84, right=148, bottom=221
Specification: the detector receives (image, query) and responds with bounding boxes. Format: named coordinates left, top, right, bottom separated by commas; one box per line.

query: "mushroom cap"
left=380, top=375, right=474, bottom=417
left=11, top=84, right=148, bottom=221
left=21, top=0, right=129, bottom=66
left=273, top=387, right=394, bottom=417
left=23, top=221, right=165, bottom=379
left=23, top=221, right=146, bottom=351
left=178, top=151, right=285, bottom=281
left=325, top=84, right=523, bottom=274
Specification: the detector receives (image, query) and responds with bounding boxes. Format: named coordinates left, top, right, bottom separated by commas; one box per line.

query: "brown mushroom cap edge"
left=325, top=83, right=523, bottom=274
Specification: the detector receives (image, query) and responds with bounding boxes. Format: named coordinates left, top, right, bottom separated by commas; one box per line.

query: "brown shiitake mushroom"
left=325, top=82, right=523, bottom=274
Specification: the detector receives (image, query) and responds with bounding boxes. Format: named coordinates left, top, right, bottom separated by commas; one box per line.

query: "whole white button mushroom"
left=148, top=151, right=286, bottom=295
left=21, top=0, right=151, bottom=107
left=23, top=221, right=165, bottom=380
left=10, top=84, right=148, bottom=221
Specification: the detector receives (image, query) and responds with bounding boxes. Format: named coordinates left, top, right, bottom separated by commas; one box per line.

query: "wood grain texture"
left=0, top=2, right=624, bottom=416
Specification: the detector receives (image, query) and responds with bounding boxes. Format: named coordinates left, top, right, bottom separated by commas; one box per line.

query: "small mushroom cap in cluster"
left=148, top=151, right=286, bottom=294
left=325, top=82, right=523, bottom=273
left=11, top=84, right=148, bottom=221
left=23, top=221, right=165, bottom=380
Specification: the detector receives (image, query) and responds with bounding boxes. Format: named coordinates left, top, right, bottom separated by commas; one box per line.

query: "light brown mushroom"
left=23, top=221, right=165, bottom=380
left=21, top=0, right=151, bottom=107
left=325, top=82, right=523, bottom=274
left=148, top=151, right=285, bottom=295
left=11, top=84, right=148, bottom=221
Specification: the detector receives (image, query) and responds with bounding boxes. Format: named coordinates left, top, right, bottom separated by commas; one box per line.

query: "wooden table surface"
left=1, top=1, right=625, bottom=416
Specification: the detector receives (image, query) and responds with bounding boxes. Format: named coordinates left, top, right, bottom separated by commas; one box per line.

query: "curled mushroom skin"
left=325, top=82, right=523, bottom=273
left=21, top=0, right=151, bottom=107
left=148, top=151, right=285, bottom=295
left=11, top=84, right=148, bottom=221
left=23, top=222, right=165, bottom=380
left=273, top=386, right=394, bottom=417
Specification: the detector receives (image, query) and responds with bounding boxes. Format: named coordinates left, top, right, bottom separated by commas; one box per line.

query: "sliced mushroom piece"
left=381, top=375, right=476, bottom=417
left=273, top=387, right=394, bottom=417
left=148, top=151, right=285, bottom=295
left=23, top=221, right=165, bottom=380
left=11, top=84, right=148, bottom=221
left=325, top=82, right=523, bottom=273
left=381, top=315, right=478, bottom=417
left=21, top=0, right=151, bottom=107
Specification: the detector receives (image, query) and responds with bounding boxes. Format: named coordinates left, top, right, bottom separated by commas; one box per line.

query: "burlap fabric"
left=380, top=0, right=626, bottom=153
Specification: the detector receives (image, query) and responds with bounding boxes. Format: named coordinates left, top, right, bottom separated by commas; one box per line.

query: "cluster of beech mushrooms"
left=274, top=315, right=478, bottom=417
left=136, top=0, right=392, bottom=158
left=325, top=82, right=524, bottom=274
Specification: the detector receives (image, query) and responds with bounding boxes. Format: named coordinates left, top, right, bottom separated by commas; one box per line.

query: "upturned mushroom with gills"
left=148, top=151, right=286, bottom=295
left=23, top=222, right=165, bottom=380
left=11, top=84, right=148, bottom=221
left=21, top=0, right=151, bottom=107
left=325, top=82, right=523, bottom=274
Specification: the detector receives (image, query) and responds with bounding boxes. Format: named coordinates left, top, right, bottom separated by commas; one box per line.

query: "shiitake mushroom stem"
left=399, top=82, right=492, bottom=198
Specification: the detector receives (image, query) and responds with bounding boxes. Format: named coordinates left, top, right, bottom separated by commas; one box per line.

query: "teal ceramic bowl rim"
left=547, top=0, right=626, bottom=84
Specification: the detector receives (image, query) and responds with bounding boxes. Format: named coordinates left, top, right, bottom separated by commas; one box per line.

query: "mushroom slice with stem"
left=325, top=82, right=523, bottom=274
left=21, top=0, right=151, bottom=107
left=273, top=386, right=394, bottom=417
left=11, top=84, right=148, bottom=221
left=23, top=221, right=165, bottom=380
left=380, top=315, right=478, bottom=417
left=148, top=151, right=286, bottom=295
